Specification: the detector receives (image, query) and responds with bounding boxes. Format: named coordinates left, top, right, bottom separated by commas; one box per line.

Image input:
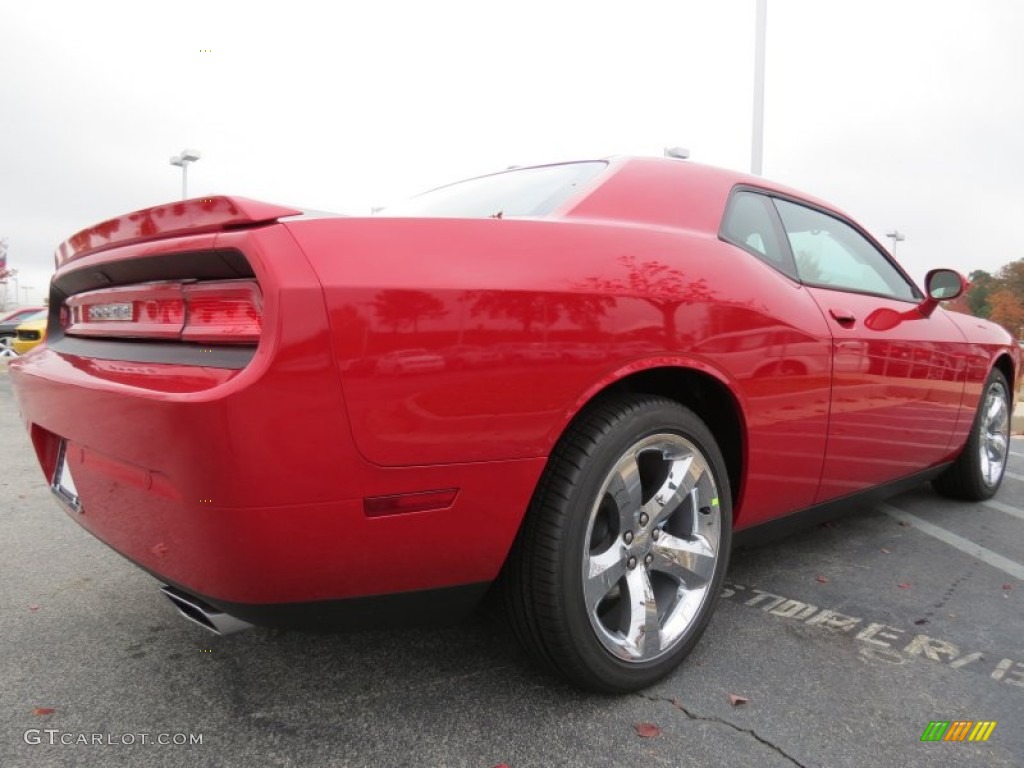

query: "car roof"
left=560, top=156, right=846, bottom=233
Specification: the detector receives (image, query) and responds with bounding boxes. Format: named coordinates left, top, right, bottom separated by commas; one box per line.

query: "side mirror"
left=918, top=268, right=967, bottom=317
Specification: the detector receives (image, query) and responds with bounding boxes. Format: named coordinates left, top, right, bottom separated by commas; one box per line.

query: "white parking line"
left=878, top=503, right=1024, bottom=580
left=982, top=498, right=1024, bottom=522
left=1010, top=452, right=1024, bottom=459
left=1003, top=470, right=1024, bottom=482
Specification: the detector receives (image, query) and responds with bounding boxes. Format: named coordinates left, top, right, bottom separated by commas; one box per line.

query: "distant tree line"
left=948, top=260, right=1024, bottom=339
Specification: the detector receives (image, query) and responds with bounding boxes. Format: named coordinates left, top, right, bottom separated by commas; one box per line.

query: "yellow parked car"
left=11, top=311, right=48, bottom=356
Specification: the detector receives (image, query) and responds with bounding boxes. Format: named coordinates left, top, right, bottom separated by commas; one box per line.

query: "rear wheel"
left=503, top=395, right=732, bottom=692
left=933, top=368, right=1010, bottom=501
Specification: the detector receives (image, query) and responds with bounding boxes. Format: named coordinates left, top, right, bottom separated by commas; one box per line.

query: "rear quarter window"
left=719, top=190, right=797, bottom=280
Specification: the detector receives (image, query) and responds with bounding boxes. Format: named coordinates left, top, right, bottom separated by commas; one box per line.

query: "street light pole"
left=751, top=0, right=767, bottom=176
left=169, top=149, right=202, bottom=200
left=885, top=230, right=905, bottom=254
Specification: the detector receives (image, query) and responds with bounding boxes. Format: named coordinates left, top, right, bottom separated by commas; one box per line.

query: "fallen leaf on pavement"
left=634, top=723, right=661, bottom=738
left=28, top=604, right=40, bottom=612
left=33, top=707, right=56, bottom=716
left=815, top=575, right=829, bottom=583
left=880, top=548, right=891, bottom=554
left=898, top=583, right=911, bottom=589
left=1003, top=584, right=1013, bottom=590
left=727, top=693, right=749, bottom=706
left=897, top=521, right=910, bottom=527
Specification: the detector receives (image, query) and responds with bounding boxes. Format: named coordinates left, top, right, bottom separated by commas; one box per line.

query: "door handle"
left=829, top=308, right=856, bottom=325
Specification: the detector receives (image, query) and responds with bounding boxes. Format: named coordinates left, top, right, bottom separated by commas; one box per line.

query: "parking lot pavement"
left=1, top=364, right=1021, bottom=768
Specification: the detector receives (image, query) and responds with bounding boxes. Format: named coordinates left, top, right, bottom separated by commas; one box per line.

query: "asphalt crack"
left=638, top=693, right=808, bottom=768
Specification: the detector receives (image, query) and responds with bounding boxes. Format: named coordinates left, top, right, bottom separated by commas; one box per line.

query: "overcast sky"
left=2, top=0, right=1022, bottom=305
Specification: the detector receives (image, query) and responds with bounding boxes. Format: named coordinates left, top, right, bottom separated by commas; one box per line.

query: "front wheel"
left=503, top=395, right=732, bottom=692
left=933, top=368, right=1011, bottom=501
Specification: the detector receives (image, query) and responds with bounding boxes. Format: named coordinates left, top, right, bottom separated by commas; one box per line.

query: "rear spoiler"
left=56, top=196, right=302, bottom=268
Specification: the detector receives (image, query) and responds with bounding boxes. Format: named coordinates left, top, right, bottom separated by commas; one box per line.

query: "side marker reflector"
left=363, top=488, right=459, bottom=517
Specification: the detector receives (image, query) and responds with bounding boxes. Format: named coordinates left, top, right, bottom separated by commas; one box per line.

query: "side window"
left=773, top=198, right=919, bottom=301
left=720, top=191, right=796, bottom=279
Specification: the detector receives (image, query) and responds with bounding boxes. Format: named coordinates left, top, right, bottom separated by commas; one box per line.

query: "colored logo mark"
left=920, top=721, right=996, bottom=742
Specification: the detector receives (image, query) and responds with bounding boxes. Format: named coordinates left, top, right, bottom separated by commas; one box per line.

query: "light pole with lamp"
left=170, top=149, right=201, bottom=200
left=885, top=230, right=905, bottom=254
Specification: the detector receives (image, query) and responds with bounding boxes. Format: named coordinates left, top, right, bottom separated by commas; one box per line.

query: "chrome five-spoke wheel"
left=504, top=394, right=732, bottom=692
left=979, top=379, right=1009, bottom=488
left=583, top=434, right=720, bottom=663
left=934, top=367, right=1011, bottom=501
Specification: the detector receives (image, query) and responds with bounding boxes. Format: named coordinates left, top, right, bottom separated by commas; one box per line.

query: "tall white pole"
left=751, top=0, right=767, bottom=176
left=885, top=231, right=905, bottom=254
left=170, top=150, right=200, bottom=200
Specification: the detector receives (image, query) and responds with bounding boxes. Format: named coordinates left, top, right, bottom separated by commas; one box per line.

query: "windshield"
left=2, top=308, right=42, bottom=323
left=378, top=161, right=607, bottom=219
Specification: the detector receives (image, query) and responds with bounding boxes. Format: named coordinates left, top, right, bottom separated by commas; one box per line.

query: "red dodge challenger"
left=10, top=157, right=1018, bottom=692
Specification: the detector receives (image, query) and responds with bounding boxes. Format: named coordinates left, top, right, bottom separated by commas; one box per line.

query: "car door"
left=770, top=198, right=967, bottom=503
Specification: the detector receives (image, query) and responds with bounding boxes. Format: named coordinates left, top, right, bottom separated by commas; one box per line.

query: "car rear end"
left=10, top=197, right=536, bottom=629
left=9, top=201, right=323, bottom=601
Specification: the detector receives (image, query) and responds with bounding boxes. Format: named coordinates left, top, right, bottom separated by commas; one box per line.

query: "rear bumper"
left=10, top=343, right=542, bottom=610
left=161, top=581, right=492, bottom=631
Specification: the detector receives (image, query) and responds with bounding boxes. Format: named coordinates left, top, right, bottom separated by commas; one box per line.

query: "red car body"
left=9, top=157, right=1018, bottom=632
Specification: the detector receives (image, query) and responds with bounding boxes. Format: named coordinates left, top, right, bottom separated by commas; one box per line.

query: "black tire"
left=933, top=368, right=1011, bottom=501
left=502, top=394, right=732, bottom=692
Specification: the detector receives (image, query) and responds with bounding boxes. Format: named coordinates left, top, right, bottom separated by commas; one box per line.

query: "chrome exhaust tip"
left=160, top=586, right=253, bottom=636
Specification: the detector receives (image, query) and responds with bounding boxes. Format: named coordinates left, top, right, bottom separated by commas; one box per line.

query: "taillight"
left=181, top=282, right=261, bottom=343
left=65, top=280, right=261, bottom=344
